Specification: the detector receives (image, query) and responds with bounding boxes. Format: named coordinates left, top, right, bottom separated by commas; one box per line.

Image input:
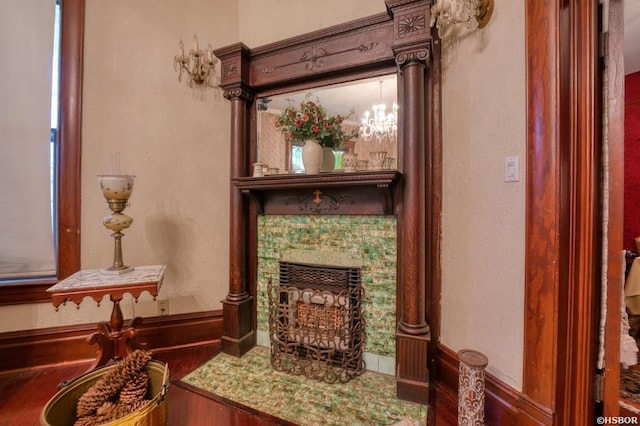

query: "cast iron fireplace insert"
left=268, top=260, right=365, bottom=383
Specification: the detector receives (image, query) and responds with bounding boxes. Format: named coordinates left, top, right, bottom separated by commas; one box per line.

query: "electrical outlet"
left=157, top=299, right=170, bottom=316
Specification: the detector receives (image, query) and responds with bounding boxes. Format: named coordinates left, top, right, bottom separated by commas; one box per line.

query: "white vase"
left=320, top=147, right=335, bottom=172
left=301, top=139, right=323, bottom=174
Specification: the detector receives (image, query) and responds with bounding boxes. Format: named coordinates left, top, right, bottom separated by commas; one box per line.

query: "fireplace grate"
left=268, top=261, right=365, bottom=383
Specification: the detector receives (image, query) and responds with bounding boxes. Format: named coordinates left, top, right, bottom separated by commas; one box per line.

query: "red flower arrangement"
left=274, top=94, right=359, bottom=148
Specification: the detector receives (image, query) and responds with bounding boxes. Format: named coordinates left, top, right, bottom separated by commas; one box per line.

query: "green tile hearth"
left=181, top=346, right=426, bottom=426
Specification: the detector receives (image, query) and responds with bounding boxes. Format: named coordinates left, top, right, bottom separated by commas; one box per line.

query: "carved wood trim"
left=394, top=47, right=430, bottom=67
left=223, top=88, right=254, bottom=102
left=249, top=13, right=392, bottom=57
left=260, top=42, right=380, bottom=75
left=233, top=171, right=400, bottom=189
left=524, top=0, right=600, bottom=423
left=233, top=171, right=400, bottom=215
left=247, top=26, right=395, bottom=89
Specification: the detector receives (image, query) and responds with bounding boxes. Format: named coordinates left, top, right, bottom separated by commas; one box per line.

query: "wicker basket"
left=40, top=360, right=169, bottom=426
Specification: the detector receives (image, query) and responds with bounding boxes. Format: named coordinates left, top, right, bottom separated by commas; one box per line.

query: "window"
left=0, top=0, right=83, bottom=305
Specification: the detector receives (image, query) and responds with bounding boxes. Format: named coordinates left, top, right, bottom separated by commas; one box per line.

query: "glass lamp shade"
left=97, top=174, right=136, bottom=273
left=98, top=174, right=135, bottom=200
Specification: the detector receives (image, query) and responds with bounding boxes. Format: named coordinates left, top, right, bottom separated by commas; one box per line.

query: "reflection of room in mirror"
left=258, top=111, right=290, bottom=173
left=257, top=74, right=398, bottom=173
left=352, top=131, right=397, bottom=171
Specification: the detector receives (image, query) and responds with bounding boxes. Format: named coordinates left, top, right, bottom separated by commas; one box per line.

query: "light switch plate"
left=504, top=156, right=519, bottom=182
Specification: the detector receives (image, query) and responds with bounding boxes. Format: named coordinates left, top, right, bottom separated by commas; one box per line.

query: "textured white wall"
left=238, top=0, right=386, bottom=48
left=79, top=0, right=239, bottom=317
left=439, top=0, right=526, bottom=390
left=0, top=0, right=238, bottom=331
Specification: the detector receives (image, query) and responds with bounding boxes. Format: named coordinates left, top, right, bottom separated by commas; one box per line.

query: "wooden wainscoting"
left=0, top=310, right=223, bottom=372
left=435, top=344, right=553, bottom=425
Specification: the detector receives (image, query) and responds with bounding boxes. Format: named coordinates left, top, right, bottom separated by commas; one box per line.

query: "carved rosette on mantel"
left=214, top=0, right=439, bottom=408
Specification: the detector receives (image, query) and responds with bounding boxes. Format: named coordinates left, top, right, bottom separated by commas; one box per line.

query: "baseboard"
left=436, top=344, right=552, bottom=425
left=0, top=310, right=223, bottom=372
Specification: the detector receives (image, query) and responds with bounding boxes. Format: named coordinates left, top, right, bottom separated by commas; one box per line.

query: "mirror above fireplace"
left=256, top=74, right=398, bottom=174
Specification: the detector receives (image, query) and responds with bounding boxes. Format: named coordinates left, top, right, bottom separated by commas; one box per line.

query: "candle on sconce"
left=110, top=152, right=121, bottom=175
left=192, top=35, right=199, bottom=52
left=174, top=34, right=217, bottom=88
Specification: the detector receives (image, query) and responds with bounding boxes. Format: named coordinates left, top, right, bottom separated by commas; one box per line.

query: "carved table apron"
left=47, top=265, right=165, bottom=370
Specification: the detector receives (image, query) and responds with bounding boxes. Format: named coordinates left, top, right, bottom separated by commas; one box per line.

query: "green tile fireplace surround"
left=256, top=214, right=397, bottom=375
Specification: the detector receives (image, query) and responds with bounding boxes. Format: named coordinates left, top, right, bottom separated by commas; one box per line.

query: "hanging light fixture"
left=174, top=34, right=218, bottom=88
left=360, top=80, right=398, bottom=143
left=430, top=0, right=494, bottom=39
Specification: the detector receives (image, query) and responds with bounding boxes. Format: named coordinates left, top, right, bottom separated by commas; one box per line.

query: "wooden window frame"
left=0, top=0, right=83, bottom=305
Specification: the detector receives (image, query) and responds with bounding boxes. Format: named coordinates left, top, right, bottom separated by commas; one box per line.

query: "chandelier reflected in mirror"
left=360, top=80, right=398, bottom=143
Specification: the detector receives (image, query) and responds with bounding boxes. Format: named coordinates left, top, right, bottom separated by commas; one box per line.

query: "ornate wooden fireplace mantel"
left=214, top=0, right=440, bottom=406
left=232, top=170, right=401, bottom=215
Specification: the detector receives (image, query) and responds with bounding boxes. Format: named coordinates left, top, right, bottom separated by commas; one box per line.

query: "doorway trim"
left=603, top=0, right=625, bottom=416
left=524, top=0, right=601, bottom=423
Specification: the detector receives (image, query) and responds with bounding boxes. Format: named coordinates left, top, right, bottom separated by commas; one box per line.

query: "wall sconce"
left=430, top=0, right=494, bottom=38
left=174, top=35, right=218, bottom=88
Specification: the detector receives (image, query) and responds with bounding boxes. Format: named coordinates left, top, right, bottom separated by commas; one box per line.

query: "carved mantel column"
left=396, top=46, right=430, bottom=337
left=387, top=0, right=433, bottom=405
left=214, top=44, right=256, bottom=357
left=225, top=87, right=253, bottom=298
left=394, top=45, right=432, bottom=405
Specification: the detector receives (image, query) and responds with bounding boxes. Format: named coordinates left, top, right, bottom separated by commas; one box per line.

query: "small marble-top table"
left=47, top=265, right=165, bottom=370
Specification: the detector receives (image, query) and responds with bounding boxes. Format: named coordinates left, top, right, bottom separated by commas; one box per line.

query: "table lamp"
left=97, top=174, right=135, bottom=274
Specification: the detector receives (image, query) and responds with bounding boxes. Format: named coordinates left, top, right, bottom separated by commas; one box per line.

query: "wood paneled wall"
left=0, top=311, right=223, bottom=371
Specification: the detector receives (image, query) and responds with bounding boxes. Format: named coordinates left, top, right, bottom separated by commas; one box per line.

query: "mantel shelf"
left=232, top=170, right=401, bottom=215
left=232, top=170, right=401, bottom=191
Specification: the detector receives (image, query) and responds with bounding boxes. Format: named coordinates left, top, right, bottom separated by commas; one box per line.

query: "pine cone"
left=106, top=399, right=151, bottom=422
left=75, top=379, right=121, bottom=419
left=118, top=371, right=149, bottom=404
left=76, top=350, right=152, bottom=418
left=72, top=417, right=96, bottom=426
left=95, top=401, right=117, bottom=417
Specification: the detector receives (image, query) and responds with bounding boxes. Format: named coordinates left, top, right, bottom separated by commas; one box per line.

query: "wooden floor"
left=0, top=343, right=292, bottom=426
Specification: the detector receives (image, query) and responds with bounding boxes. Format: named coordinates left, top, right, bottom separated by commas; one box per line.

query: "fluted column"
left=221, top=87, right=255, bottom=357
left=397, top=48, right=430, bottom=336
left=394, top=45, right=431, bottom=405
